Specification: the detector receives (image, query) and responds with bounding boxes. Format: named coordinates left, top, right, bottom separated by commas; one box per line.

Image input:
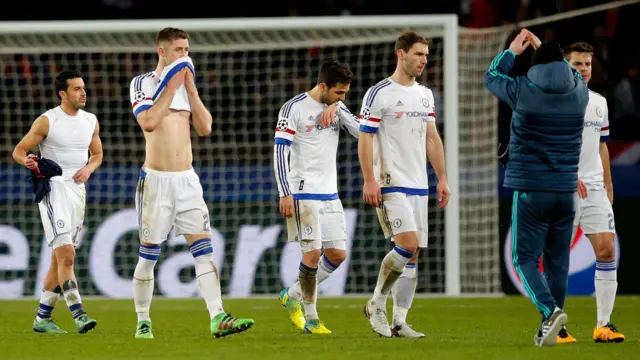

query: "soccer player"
left=129, top=27, right=254, bottom=339
left=274, top=60, right=360, bottom=334
left=559, top=41, right=625, bottom=343
left=13, top=70, right=102, bottom=334
left=485, top=29, right=588, bottom=347
left=359, top=31, right=450, bottom=338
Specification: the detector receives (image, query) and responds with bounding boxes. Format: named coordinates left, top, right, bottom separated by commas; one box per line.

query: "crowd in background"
left=1, top=0, right=638, bottom=149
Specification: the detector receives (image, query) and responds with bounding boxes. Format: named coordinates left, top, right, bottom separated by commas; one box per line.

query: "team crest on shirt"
left=304, top=226, right=312, bottom=235
left=421, top=98, right=430, bottom=108
left=134, top=90, right=146, bottom=103
left=277, top=119, right=288, bottom=131
left=595, top=106, right=603, bottom=118
left=56, top=220, right=64, bottom=228
left=392, top=219, right=402, bottom=229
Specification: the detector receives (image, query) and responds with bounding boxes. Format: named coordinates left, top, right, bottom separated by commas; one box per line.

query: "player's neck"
left=390, top=67, right=416, bottom=87
left=154, top=62, right=165, bottom=77
left=307, top=85, right=325, bottom=104
left=59, top=103, right=79, bottom=117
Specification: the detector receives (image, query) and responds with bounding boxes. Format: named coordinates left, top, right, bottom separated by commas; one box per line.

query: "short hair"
left=54, top=70, right=83, bottom=100
left=395, top=31, right=430, bottom=53
left=564, top=41, right=593, bottom=55
left=564, top=41, right=594, bottom=57
left=317, top=60, right=353, bottom=89
left=156, top=27, right=189, bottom=46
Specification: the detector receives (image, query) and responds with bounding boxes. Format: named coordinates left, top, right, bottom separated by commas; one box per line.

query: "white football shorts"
left=574, top=188, right=615, bottom=235
left=376, top=192, right=429, bottom=248
left=38, top=178, right=86, bottom=249
left=136, top=167, right=211, bottom=244
left=286, top=198, right=347, bottom=252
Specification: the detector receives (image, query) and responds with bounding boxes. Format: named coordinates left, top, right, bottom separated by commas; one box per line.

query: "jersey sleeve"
left=336, top=101, right=360, bottom=138
left=130, top=75, right=154, bottom=118
left=600, top=100, right=610, bottom=142
left=359, top=87, right=384, bottom=134
left=424, top=88, right=436, bottom=122
left=273, top=104, right=299, bottom=197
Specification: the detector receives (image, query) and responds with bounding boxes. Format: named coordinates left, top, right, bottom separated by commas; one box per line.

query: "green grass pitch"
left=0, top=296, right=638, bottom=360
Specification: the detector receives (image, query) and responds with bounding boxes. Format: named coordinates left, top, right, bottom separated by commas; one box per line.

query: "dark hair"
left=564, top=41, right=594, bottom=57
left=395, top=31, right=430, bottom=53
left=317, top=60, right=353, bottom=88
left=54, top=70, right=83, bottom=100
left=531, top=42, right=565, bottom=66
left=156, top=27, right=189, bottom=46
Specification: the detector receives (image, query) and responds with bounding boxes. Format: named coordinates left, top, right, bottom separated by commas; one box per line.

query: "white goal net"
left=0, top=15, right=505, bottom=299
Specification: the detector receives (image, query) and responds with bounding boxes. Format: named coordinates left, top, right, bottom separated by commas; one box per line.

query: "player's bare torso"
left=142, top=110, right=193, bottom=172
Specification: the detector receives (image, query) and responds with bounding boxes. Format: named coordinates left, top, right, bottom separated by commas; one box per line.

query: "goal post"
left=0, top=14, right=483, bottom=299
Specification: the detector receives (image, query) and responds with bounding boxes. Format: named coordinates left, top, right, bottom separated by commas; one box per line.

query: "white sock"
left=298, top=262, right=318, bottom=320
left=134, top=244, right=160, bottom=322
left=392, top=262, right=417, bottom=325
left=36, top=288, right=60, bottom=321
left=190, top=239, right=224, bottom=319
left=372, top=246, right=413, bottom=307
left=61, top=279, right=85, bottom=320
left=595, top=260, right=617, bottom=327
left=288, top=254, right=339, bottom=301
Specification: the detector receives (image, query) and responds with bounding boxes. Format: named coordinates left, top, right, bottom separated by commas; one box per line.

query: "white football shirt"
left=39, top=106, right=97, bottom=178
left=578, top=90, right=610, bottom=189
left=273, top=93, right=359, bottom=199
left=359, top=78, right=436, bottom=195
left=129, top=59, right=194, bottom=119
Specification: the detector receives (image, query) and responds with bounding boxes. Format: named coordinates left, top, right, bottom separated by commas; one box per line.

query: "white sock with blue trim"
left=190, top=238, right=224, bottom=319
left=392, top=262, right=417, bottom=325
left=134, top=244, right=160, bottom=322
left=371, top=246, right=414, bottom=307
left=595, top=260, right=617, bottom=327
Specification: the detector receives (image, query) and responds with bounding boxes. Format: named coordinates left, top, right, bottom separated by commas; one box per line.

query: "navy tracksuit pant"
left=511, top=190, right=575, bottom=320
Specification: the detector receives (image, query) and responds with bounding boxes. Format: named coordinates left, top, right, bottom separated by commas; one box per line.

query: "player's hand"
left=508, top=29, right=531, bottom=56
left=72, top=166, right=92, bottom=183
left=524, top=29, right=542, bottom=50
left=167, top=68, right=187, bottom=91
left=321, top=104, right=338, bottom=128
left=606, top=187, right=614, bottom=205
left=185, top=68, right=197, bottom=94
left=436, top=181, right=450, bottom=208
left=576, top=179, right=588, bottom=199
left=363, top=180, right=382, bottom=208
left=279, top=195, right=294, bottom=218
left=24, top=154, right=38, bottom=170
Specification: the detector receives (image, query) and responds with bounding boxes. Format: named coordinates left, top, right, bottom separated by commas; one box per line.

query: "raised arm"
left=132, top=68, right=186, bottom=133
left=484, top=29, right=531, bottom=108
left=185, top=69, right=212, bottom=136
left=13, top=115, right=49, bottom=168
left=336, top=102, right=360, bottom=138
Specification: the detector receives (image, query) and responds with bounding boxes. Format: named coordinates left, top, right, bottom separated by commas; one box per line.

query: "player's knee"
left=393, top=232, right=419, bottom=254
left=409, top=249, right=420, bottom=264
left=323, top=247, right=346, bottom=266
left=301, top=241, right=322, bottom=266
left=594, top=233, right=615, bottom=260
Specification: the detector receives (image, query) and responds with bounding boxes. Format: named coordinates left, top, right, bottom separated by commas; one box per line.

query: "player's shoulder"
left=588, top=89, right=607, bottom=104
left=363, top=78, right=393, bottom=107
left=417, top=84, right=435, bottom=97
left=130, top=72, right=156, bottom=88
left=365, top=78, right=393, bottom=93
left=279, top=92, right=308, bottom=117
left=78, top=109, right=99, bottom=123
